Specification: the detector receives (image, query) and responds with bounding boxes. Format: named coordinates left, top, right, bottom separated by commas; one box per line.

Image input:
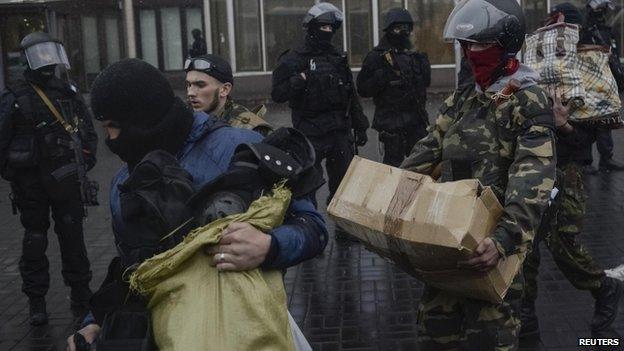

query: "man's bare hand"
left=549, top=86, right=572, bottom=131
left=457, top=238, right=500, bottom=272
left=205, top=222, right=272, bottom=271
left=66, top=324, right=101, bottom=351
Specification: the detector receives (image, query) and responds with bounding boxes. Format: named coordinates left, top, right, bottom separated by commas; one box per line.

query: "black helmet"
left=20, top=31, right=70, bottom=70
left=587, top=0, right=615, bottom=12
left=443, top=0, right=526, bottom=54
left=302, top=3, right=344, bottom=30
left=549, top=3, right=584, bottom=26
left=383, top=8, right=414, bottom=32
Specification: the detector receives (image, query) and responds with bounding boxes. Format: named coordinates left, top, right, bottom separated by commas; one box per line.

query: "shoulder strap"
left=521, top=110, right=555, bottom=132
left=30, top=83, right=77, bottom=134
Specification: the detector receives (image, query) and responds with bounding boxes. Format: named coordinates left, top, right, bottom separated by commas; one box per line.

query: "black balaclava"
left=25, top=65, right=57, bottom=84
left=385, top=23, right=413, bottom=49
left=91, top=58, right=194, bottom=170
left=104, top=98, right=193, bottom=169
left=306, top=22, right=335, bottom=51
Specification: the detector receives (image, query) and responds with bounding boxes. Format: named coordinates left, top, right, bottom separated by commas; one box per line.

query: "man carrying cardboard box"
left=400, top=0, right=556, bottom=349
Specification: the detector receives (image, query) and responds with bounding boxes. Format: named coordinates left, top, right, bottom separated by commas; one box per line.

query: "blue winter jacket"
left=109, top=111, right=328, bottom=269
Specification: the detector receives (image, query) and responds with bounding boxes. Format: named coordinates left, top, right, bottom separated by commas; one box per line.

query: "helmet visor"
left=24, top=42, right=70, bottom=70
left=303, top=3, right=344, bottom=27
left=443, top=0, right=514, bottom=44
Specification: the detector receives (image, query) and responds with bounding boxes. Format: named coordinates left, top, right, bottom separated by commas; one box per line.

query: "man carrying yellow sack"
left=66, top=59, right=327, bottom=350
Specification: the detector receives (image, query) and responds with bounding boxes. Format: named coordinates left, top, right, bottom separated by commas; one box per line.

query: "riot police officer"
left=357, top=8, right=431, bottom=167
left=271, top=3, right=369, bottom=207
left=582, top=0, right=624, bottom=172
left=0, top=32, right=98, bottom=325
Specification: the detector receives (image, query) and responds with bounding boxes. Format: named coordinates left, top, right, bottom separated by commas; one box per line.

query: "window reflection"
left=408, top=0, right=454, bottom=65
left=139, top=9, right=158, bottom=67
left=347, top=1, right=373, bottom=66
left=81, top=16, right=100, bottom=73
left=264, top=0, right=313, bottom=69
left=161, top=7, right=183, bottom=70
left=234, top=0, right=263, bottom=71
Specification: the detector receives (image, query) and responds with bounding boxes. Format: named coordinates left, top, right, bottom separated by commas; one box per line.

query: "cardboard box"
left=327, top=157, right=523, bottom=303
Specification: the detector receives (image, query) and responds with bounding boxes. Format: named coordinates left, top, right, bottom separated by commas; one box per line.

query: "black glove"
left=289, top=74, right=306, bottom=92
left=354, top=129, right=368, bottom=147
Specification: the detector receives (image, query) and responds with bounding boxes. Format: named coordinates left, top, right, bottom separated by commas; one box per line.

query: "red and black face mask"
left=463, top=43, right=519, bottom=90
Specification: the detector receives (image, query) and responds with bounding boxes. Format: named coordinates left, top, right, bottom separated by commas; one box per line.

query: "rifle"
left=31, top=84, right=99, bottom=217
left=383, top=50, right=429, bottom=125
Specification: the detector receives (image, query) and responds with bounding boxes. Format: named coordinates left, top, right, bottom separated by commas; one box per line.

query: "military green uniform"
left=218, top=98, right=273, bottom=136
left=401, top=67, right=556, bottom=350
left=523, top=125, right=605, bottom=304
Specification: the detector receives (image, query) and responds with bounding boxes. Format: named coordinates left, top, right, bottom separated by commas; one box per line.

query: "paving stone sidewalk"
left=1, top=99, right=624, bottom=350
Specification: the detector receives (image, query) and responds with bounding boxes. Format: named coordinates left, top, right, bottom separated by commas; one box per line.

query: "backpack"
left=117, top=150, right=196, bottom=268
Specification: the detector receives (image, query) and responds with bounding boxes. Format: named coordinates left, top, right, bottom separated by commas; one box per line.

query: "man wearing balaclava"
left=66, top=59, right=329, bottom=348
left=401, top=0, right=556, bottom=348
left=357, top=7, right=431, bottom=167
left=271, top=3, right=369, bottom=242
left=0, top=32, right=98, bottom=326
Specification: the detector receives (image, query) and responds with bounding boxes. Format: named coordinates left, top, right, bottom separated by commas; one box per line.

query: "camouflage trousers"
left=523, top=162, right=605, bottom=304
left=416, top=275, right=523, bottom=350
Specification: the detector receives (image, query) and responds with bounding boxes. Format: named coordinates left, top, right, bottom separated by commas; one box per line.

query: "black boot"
left=599, top=158, right=624, bottom=172
left=29, top=297, right=48, bottom=326
left=70, top=285, right=92, bottom=311
left=519, top=298, right=540, bottom=338
left=591, top=277, right=623, bottom=334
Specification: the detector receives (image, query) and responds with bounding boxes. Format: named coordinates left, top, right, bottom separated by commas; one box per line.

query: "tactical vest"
left=220, top=100, right=273, bottom=136
left=290, top=52, right=353, bottom=113
left=377, top=49, right=430, bottom=109
left=6, top=80, right=78, bottom=168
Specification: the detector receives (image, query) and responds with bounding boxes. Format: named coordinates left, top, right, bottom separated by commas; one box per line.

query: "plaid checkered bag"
left=525, top=23, right=585, bottom=106
left=573, top=47, right=622, bottom=126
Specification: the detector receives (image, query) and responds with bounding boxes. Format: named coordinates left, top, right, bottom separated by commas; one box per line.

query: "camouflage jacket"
left=401, top=65, right=557, bottom=257
left=218, top=99, right=273, bottom=136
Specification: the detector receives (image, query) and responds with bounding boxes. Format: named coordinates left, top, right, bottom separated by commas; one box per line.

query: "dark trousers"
left=379, top=124, right=428, bottom=167
left=308, top=132, right=354, bottom=206
left=590, top=127, right=614, bottom=165
left=11, top=169, right=92, bottom=300
left=597, top=127, right=614, bottom=160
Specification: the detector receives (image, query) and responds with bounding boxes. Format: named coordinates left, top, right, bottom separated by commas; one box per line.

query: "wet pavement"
left=1, top=97, right=624, bottom=350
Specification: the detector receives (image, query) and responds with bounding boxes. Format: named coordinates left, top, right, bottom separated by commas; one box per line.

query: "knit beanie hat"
left=90, top=58, right=175, bottom=127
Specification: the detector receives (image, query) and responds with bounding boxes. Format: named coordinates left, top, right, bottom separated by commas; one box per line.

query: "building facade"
left=1, top=0, right=624, bottom=98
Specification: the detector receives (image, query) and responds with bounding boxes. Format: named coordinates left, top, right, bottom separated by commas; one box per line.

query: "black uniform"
left=271, top=37, right=369, bottom=203
left=357, top=36, right=431, bottom=167
left=0, top=69, right=97, bottom=305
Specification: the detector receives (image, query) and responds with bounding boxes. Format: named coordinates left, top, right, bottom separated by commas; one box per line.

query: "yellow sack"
left=129, top=186, right=294, bottom=351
